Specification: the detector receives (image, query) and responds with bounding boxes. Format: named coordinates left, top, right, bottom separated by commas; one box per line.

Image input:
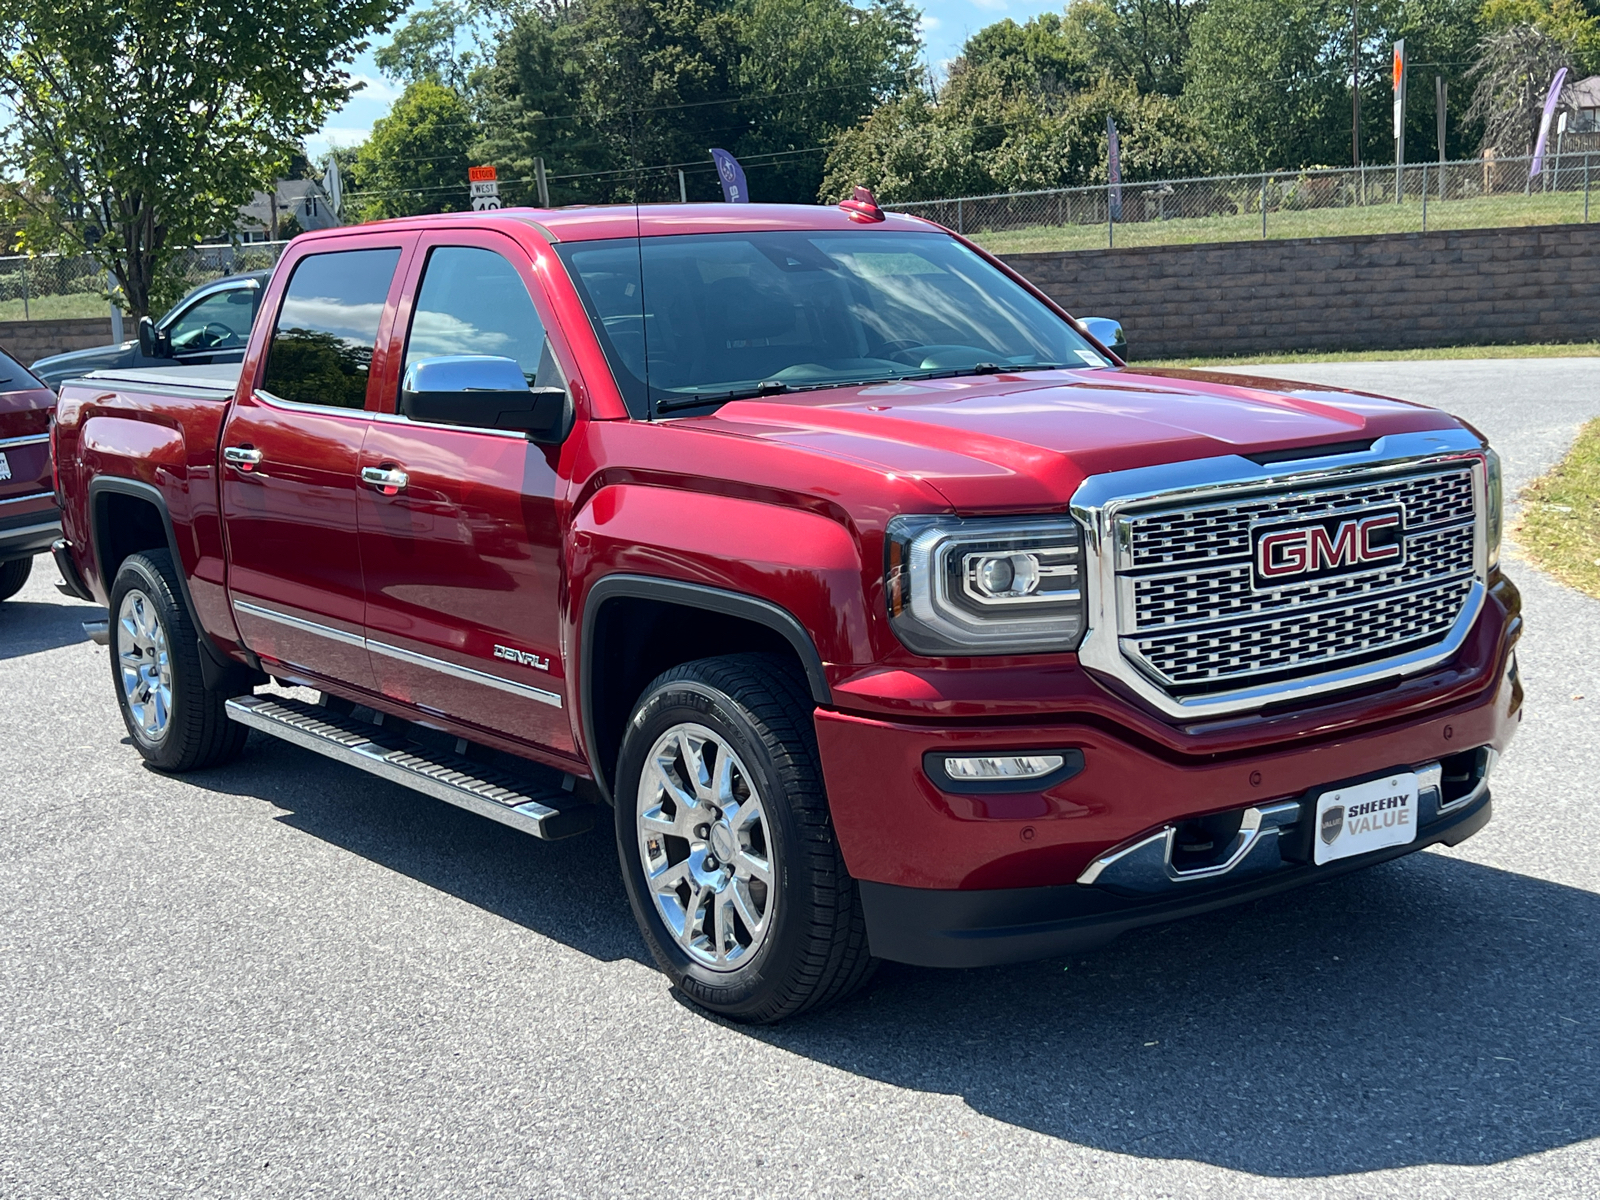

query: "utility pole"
left=1352, top=0, right=1361, bottom=168
left=1437, top=75, right=1448, bottom=201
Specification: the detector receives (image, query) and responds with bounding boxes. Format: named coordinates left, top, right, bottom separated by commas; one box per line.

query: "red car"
left=0, top=345, right=60, bottom=602
left=50, top=201, right=1519, bottom=1022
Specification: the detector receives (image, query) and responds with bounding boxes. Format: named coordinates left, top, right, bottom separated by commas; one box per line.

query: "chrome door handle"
left=361, top=465, right=409, bottom=494
left=223, top=446, right=263, bottom=470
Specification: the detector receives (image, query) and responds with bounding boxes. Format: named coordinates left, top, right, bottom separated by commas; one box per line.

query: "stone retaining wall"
left=0, top=317, right=116, bottom=366
left=1001, top=223, right=1600, bottom=360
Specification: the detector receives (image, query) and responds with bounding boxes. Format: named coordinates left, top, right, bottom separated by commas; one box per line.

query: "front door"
left=356, top=235, right=576, bottom=756
left=221, top=244, right=407, bottom=688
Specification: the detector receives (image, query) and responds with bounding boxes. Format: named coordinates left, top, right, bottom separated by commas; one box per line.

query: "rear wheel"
left=615, top=653, right=875, bottom=1023
left=109, top=550, right=248, bottom=772
left=0, top=556, right=31, bottom=602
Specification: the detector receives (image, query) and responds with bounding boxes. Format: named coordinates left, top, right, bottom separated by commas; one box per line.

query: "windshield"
left=556, top=230, right=1109, bottom=417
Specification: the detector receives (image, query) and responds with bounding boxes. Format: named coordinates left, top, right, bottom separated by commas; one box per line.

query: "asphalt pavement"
left=2, top=358, right=1598, bottom=1199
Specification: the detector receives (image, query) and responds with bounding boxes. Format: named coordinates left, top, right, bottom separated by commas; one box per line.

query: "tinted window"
left=404, top=247, right=550, bottom=385
left=558, top=231, right=1105, bottom=417
left=261, top=248, right=401, bottom=408
left=167, top=287, right=255, bottom=353
left=0, top=348, right=42, bottom=392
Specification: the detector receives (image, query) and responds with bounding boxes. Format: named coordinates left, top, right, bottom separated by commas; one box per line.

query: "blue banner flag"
left=710, top=148, right=749, bottom=203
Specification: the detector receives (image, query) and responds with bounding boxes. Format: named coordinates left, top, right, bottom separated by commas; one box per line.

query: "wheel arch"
left=88, top=476, right=262, bottom=692
left=580, top=574, right=831, bottom=802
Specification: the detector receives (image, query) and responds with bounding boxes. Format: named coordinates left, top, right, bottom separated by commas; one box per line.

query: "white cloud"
left=970, top=0, right=1009, bottom=10
left=347, top=73, right=403, bottom=103
left=919, top=13, right=942, bottom=29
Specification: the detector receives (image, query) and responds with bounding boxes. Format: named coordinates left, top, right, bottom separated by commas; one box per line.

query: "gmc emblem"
left=1252, top=508, right=1404, bottom=587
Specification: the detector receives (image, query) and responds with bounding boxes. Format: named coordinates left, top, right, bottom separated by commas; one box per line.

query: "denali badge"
left=1252, top=508, right=1403, bottom=587
left=1320, top=805, right=1345, bottom=845
left=494, top=644, right=550, bottom=671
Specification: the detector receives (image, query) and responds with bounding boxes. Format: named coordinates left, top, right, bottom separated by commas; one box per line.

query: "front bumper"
left=859, top=772, right=1491, bottom=968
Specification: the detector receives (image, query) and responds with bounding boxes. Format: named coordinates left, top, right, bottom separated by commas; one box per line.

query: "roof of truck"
left=312, top=202, right=937, bottom=245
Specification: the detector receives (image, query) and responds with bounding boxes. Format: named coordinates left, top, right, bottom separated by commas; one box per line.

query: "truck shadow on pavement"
left=0, top=597, right=103, bottom=660
left=207, top=733, right=1600, bottom=1178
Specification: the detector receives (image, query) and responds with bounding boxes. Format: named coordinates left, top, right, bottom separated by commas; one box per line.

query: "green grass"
left=973, top=190, right=1596, bottom=255
left=1517, top=417, right=1600, bottom=600
left=1132, top=342, right=1600, bottom=369
left=0, top=293, right=119, bottom=322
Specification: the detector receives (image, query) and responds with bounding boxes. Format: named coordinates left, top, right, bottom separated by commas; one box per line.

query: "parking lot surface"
left=2, top=358, right=1597, bottom=1198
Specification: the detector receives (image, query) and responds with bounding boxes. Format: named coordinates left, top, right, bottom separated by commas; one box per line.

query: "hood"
left=688, top=365, right=1466, bottom=511
left=31, top=342, right=138, bottom=389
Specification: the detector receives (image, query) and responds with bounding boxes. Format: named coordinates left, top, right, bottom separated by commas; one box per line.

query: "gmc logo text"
left=1255, top=511, right=1402, bottom=582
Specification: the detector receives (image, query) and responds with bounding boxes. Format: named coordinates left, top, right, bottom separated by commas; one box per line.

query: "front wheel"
left=109, top=550, right=248, bottom=772
left=615, top=654, right=875, bottom=1023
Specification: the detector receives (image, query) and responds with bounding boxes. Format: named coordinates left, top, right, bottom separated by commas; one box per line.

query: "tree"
left=1062, top=0, right=1205, bottom=97
left=0, top=0, right=403, bottom=317
left=1466, top=23, right=1575, bottom=155
left=374, top=0, right=480, bottom=92
left=469, top=0, right=918, bottom=204
left=1183, top=0, right=1352, bottom=171
left=348, top=80, right=480, bottom=220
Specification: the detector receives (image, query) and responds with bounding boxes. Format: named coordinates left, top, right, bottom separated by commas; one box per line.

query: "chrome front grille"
left=1115, top=464, right=1480, bottom=695
left=1125, top=469, right=1476, bottom=569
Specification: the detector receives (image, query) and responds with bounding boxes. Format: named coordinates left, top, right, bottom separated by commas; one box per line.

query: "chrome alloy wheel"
left=117, top=588, right=172, bottom=743
left=636, top=722, right=775, bottom=971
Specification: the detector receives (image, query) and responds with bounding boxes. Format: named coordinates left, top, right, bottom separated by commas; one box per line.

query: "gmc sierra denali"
left=51, top=198, right=1521, bottom=1023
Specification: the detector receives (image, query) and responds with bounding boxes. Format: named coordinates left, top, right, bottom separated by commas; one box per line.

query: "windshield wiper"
left=654, top=380, right=788, bottom=414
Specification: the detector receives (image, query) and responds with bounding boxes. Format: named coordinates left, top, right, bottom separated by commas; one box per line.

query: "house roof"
left=1570, top=74, right=1600, bottom=109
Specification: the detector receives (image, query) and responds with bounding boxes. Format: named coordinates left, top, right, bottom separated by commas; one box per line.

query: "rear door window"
left=261, top=248, right=402, bottom=408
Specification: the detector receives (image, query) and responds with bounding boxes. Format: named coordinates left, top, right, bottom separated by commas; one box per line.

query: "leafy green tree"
left=821, top=69, right=1211, bottom=201
left=1062, top=0, right=1205, bottom=96
left=348, top=79, right=479, bottom=219
left=470, top=0, right=918, bottom=204
left=0, top=0, right=403, bottom=316
left=374, top=0, right=481, bottom=92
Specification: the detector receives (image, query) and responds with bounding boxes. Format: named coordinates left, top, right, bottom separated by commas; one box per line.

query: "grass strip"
left=1517, top=417, right=1600, bottom=600
left=1129, top=343, right=1600, bottom=369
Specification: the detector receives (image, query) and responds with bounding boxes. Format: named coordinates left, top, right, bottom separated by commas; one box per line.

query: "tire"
left=108, top=549, right=249, bottom=772
left=615, top=653, right=876, bottom=1023
left=0, top=556, right=31, bottom=602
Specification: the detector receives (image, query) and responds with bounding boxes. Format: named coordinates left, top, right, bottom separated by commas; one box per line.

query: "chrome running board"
left=225, top=694, right=593, bottom=840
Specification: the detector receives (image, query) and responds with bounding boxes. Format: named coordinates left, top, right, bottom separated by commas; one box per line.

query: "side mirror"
left=137, top=316, right=173, bottom=359
left=400, top=355, right=571, bottom=443
left=1079, top=316, right=1127, bottom=361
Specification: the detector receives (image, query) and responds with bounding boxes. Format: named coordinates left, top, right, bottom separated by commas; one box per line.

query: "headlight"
left=1484, top=447, right=1503, bottom=567
left=885, top=514, right=1087, bottom=655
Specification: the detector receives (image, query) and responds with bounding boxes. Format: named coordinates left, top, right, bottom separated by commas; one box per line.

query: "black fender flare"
left=579, top=574, right=832, bottom=799
left=87, top=476, right=264, bottom=691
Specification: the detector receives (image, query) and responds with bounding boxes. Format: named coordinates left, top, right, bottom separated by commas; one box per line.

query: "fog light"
left=943, top=754, right=1065, bottom=780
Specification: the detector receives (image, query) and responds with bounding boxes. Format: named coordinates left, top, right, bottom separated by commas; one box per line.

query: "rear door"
left=356, top=231, right=578, bottom=756
left=220, top=243, right=409, bottom=688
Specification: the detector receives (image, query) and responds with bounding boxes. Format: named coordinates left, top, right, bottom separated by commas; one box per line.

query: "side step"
left=225, top=695, right=594, bottom=840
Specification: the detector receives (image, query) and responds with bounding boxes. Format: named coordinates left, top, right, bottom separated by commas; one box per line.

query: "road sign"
left=469, top=167, right=501, bottom=211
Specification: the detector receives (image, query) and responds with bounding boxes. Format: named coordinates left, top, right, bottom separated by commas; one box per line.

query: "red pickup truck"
left=51, top=201, right=1520, bottom=1023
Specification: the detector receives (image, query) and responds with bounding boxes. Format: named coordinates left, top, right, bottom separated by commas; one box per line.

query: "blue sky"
left=305, top=0, right=1068, bottom=160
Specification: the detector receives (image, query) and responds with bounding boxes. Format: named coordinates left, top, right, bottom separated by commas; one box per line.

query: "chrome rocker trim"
left=232, top=598, right=563, bottom=709
left=1068, top=428, right=1491, bottom=719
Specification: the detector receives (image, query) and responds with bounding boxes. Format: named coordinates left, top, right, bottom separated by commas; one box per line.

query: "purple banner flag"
left=1106, top=116, right=1123, bottom=222
left=710, top=148, right=749, bottom=203
left=1530, top=67, right=1568, bottom=179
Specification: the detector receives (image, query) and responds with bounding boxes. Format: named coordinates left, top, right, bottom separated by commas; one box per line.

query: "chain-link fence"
left=0, top=241, right=292, bottom=323
left=889, top=150, right=1600, bottom=255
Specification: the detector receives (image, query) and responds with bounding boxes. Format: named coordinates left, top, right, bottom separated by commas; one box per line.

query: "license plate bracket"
left=1313, top=771, right=1419, bottom=865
